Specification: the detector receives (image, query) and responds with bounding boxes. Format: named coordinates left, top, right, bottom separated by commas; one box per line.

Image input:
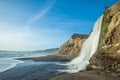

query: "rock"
left=55, top=33, right=88, bottom=55
left=90, top=2, right=120, bottom=76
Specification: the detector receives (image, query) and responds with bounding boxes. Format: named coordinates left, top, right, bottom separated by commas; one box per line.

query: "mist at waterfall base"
left=59, top=15, right=103, bottom=73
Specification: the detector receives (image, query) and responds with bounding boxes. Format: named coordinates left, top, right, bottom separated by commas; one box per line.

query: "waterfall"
left=66, top=15, right=103, bottom=73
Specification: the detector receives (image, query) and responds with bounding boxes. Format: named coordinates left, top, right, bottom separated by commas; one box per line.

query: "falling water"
left=66, top=15, right=103, bottom=73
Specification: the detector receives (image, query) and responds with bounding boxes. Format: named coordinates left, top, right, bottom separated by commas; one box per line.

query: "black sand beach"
left=0, top=55, right=119, bottom=80
left=50, top=70, right=119, bottom=80
left=16, top=55, right=76, bottom=62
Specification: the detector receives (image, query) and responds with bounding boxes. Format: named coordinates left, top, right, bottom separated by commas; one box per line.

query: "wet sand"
left=50, top=70, right=119, bottom=80
left=0, top=61, right=66, bottom=80
left=16, top=54, right=76, bottom=62
left=0, top=55, right=73, bottom=80
left=0, top=55, right=119, bottom=80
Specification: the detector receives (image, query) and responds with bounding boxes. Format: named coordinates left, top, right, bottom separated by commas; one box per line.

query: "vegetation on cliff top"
left=71, top=33, right=88, bottom=39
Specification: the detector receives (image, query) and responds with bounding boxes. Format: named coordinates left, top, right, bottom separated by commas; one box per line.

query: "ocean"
left=0, top=51, right=53, bottom=73
left=0, top=51, right=67, bottom=80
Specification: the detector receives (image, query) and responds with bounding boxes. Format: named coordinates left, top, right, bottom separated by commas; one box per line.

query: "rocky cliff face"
left=56, top=34, right=88, bottom=55
left=90, top=2, right=120, bottom=76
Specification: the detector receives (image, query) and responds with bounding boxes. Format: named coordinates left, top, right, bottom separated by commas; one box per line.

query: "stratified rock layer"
left=56, top=34, right=88, bottom=55
left=90, top=2, right=120, bottom=76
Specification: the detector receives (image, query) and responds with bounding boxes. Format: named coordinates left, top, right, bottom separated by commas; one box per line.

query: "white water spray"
left=65, top=15, right=103, bottom=73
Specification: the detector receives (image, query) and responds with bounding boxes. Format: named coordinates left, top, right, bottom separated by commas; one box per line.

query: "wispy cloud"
left=24, top=0, right=56, bottom=36
left=0, top=0, right=57, bottom=51
left=27, top=0, right=56, bottom=25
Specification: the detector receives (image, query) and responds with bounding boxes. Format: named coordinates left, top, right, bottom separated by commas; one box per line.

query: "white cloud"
left=26, top=0, right=56, bottom=25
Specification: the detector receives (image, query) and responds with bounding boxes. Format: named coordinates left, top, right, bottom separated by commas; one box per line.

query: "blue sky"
left=0, top=0, right=118, bottom=51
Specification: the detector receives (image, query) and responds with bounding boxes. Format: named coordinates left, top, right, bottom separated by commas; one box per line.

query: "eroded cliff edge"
left=56, top=33, right=88, bottom=55
left=90, top=2, right=120, bottom=76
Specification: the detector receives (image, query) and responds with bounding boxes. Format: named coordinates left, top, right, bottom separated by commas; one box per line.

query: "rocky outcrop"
left=90, top=2, right=120, bottom=76
left=56, top=34, right=88, bottom=55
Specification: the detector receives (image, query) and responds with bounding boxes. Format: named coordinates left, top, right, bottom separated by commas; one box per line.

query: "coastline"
left=0, top=55, right=74, bottom=80
left=16, top=54, right=76, bottom=62
left=0, top=55, right=119, bottom=80
left=0, top=61, right=67, bottom=80
left=0, top=58, right=24, bottom=73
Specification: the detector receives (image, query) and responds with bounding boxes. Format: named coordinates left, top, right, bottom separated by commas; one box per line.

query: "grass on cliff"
left=99, top=10, right=112, bottom=47
left=90, top=9, right=112, bottom=65
left=71, top=33, right=88, bottom=39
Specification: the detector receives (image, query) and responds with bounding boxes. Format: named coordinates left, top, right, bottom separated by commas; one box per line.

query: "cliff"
left=56, top=33, right=88, bottom=55
left=90, top=2, right=120, bottom=76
